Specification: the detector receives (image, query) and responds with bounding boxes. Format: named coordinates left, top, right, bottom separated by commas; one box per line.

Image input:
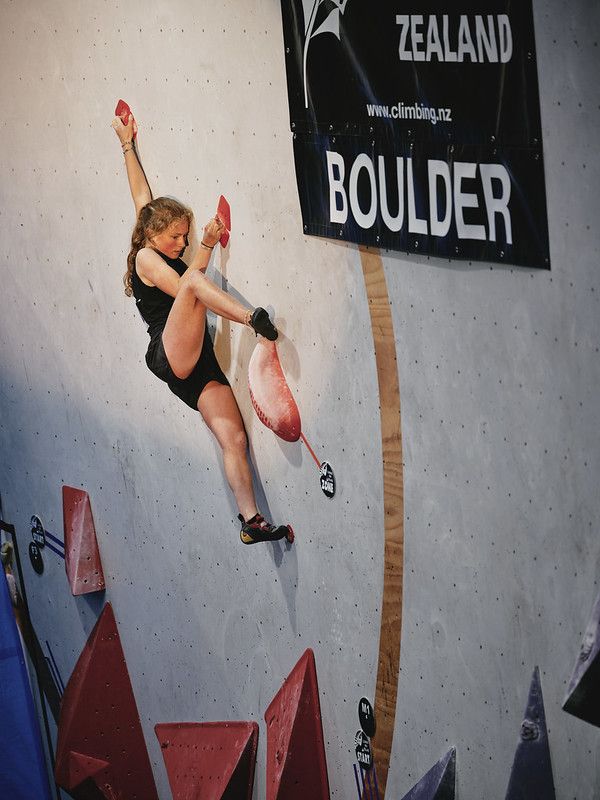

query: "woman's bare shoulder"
left=136, top=246, right=159, bottom=263
left=135, top=248, right=180, bottom=296
left=135, top=247, right=163, bottom=286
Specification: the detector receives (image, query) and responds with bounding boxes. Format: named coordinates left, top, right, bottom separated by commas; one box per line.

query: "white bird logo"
left=301, top=0, right=350, bottom=108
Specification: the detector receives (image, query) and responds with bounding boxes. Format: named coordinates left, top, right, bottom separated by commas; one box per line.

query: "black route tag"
left=319, top=462, right=335, bottom=498
left=29, top=541, right=44, bottom=575
left=30, top=515, right=45, bottom=548
left=355, top=730, right=372, bottom=770
left=358, top=697, right=376, bottom=737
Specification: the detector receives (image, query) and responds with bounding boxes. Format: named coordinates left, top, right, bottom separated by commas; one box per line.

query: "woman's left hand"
left=111, top=113, right=137, bottom=145
left=202, top=217, right=225, bottom=248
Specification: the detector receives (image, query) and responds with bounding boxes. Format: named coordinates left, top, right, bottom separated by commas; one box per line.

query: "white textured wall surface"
left=0, top=1, right=598, bottom=799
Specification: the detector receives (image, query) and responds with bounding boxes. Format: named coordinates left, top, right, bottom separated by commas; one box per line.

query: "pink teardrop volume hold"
left=248, top=339, right=301, bottom=442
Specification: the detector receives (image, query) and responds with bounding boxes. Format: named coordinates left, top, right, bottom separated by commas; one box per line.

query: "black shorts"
left=145, top=328, right=229, bottom=411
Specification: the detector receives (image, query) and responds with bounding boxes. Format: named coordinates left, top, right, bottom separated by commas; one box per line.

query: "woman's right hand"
left=202, top=217, right=225, bottom=248
left=111, top=113, right=137, bottom=146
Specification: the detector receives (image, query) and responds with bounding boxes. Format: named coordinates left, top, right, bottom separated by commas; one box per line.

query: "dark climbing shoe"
left=249, top=307, right=278, bottom=340
left=238, top=513, right=290, bottom=544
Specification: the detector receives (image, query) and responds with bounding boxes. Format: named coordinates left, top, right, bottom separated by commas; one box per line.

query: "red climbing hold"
left=55, top=603, right=159, bottom=800
left=62, top=486, right=105, bottom=596
left=217, top=195, right=231, bottom=247
left=248, top=339, right=301, bottom=442
left=264, top=648, right=330, bottom=800
left=155, top=721, right=259, bottom=800
left=64, top=752, right=110, bottom=789
left=115, top=98, right=137, bottom=138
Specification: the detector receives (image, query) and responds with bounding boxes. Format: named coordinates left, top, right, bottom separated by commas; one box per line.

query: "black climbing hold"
left=400, top=747, right=456, bottom=800
left=563, top=589, right=600, bottom=728
left=505, top=666, right=556, bottom=800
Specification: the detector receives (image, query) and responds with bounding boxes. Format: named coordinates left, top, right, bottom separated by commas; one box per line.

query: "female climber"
left=112, top=111, right=289, bottom=544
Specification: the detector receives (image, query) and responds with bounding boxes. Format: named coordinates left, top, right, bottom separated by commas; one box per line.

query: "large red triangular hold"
left=264, top=649, right=330, bottom=800
left=62, top=485, right=105, bottom=595
left=155, top=721, right=259, bottom=800
left=55, top=603, right=158, bottom=800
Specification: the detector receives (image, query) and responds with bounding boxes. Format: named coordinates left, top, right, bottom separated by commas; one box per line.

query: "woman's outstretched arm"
left=189, top=217, right=225, bottom=273
left=112, top=113, right=152, bottom=216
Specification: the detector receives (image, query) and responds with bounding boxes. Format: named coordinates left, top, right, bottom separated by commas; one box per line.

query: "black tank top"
left=131, top=251, right=185, bottom=338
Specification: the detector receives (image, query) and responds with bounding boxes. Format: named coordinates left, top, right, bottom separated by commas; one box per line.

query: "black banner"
left=280, top=1, right=550, bottom=268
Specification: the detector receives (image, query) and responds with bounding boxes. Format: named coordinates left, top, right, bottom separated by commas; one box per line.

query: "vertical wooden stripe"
left=359, top=247, right=404, bottom=798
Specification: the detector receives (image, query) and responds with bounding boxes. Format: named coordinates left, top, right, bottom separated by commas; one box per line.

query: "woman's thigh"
left=197, top=382, right=248, bottom=451
left=162, top=273, right=207, bottom=379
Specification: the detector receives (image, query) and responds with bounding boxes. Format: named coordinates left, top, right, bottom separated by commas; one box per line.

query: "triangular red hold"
left=115, top=99, right=137, bottom=139
left=155, top=721, right=259, bottom=800
left=66, top=751, right=111, bottom=786
left=55, top=603, right=158, bottom=800
left=62, top=485, right=105, bottom=595
left=264, top=648, right=330, bottom=800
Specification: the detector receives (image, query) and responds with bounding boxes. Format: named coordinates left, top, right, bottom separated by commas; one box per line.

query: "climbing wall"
left=0, top=1, right=598, bottom=799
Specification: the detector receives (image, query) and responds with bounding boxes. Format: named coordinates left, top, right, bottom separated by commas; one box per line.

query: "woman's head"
left=124, top=197, right=193, bottom=296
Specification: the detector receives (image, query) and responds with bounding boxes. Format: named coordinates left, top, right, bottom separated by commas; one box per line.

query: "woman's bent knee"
left=222, top=428, right=248, bottom=455
left=181, top=269, right=207, bottom=296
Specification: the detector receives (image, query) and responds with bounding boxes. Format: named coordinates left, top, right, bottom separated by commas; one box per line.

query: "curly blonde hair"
left=124, top=197, right=193, bottom=296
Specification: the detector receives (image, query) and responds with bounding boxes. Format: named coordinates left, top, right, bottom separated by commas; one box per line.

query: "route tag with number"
left=30, top=515, right=45, bottom=548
